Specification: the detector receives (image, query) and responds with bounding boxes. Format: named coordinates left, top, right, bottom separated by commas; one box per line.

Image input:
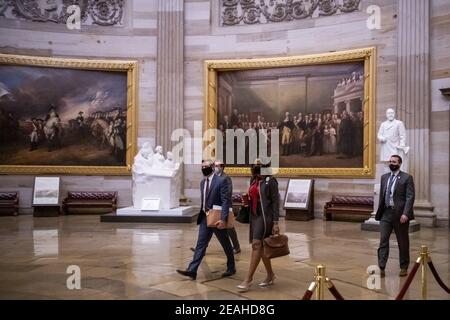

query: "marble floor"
left=0, top=215, right=448, bottom=300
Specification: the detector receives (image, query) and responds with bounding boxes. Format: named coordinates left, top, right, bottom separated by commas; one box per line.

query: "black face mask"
left=251, top=165, right=261, bottom=176
left=202, top=166, right=213, bottom=177
left=389, top=164, right=400, bottom=172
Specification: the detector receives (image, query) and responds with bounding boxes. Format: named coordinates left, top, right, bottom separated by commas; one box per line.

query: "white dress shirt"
left=386, top=170, right=400, bottom=206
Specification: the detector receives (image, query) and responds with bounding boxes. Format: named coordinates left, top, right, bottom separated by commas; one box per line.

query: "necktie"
left=204, top=177, right=210, bottom=211
left=385, top=174, right=395, bottom=207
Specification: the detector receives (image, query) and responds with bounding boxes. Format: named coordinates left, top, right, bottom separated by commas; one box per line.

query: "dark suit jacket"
left=375, top=171, right=415, bottom=221
left=249, top=176, right=280, bottom=222
left=197, top=174, right=231, bottom=225
left=216, top=172, right=233, bottom=199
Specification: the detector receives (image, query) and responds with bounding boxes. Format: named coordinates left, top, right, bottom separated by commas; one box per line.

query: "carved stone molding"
left=0, top=0, right=123, bottom=26
left=221, top=0, right=361, bottom=26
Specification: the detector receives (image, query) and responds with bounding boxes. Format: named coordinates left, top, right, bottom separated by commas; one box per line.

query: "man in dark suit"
left=214, top=161, right=241, bottom=254
left=375, top=155, right=415, bottom=277
left=189, top=161, right=241, bottom=254
left=177, top=160, right=236, bottom=280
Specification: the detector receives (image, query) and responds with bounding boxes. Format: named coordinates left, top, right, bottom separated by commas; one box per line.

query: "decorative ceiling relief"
left=221, top=0, right=361, bottom=26
left=0, top=0, right=123, bottom=26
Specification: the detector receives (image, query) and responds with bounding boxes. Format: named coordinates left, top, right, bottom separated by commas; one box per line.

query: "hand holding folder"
left=206, top=205, right=235, bottom=229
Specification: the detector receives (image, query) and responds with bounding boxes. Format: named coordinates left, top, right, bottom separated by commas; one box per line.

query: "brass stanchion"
left=315, top=264, right=326, bottom=300
left=420, top=245, right=429, bottom=300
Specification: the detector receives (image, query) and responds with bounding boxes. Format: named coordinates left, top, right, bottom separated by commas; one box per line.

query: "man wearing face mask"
left=189, top=161, right=241, bottom=255
left=214, top=161, right=241, bottom=254
left=375, top=155, right=415, bottom=278
left=177, top=160, right=235, bottom=280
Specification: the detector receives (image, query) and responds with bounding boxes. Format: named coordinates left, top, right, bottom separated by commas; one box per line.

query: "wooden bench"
left=231, top=193, right=244, bottom=215
left=0, top=191, right=19, bottom=216
left=62, top=191, right=117, bottom=215
left=324, top=195, right=373, bottom=222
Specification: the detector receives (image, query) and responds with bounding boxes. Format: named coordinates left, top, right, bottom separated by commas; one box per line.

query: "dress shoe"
left=380, top=269, right=385, bottom=278
left=259, top=274, right=276, bottom=287
left=234, top=248, right=241, bottom=254
left=222, top=269, right=236, bottom=277
left=237, top=281, right=253, bottom=292
left=399, top=269, right=408, bottom=277
left=176, top=269, right=197, bottom=280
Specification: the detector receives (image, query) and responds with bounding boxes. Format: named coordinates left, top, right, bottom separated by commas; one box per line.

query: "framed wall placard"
left=141, top=198, right=161, bottom=211
left=284, top=179, right=315, bottom=221
left=284, top=179, right=312, bottom=209
left=32, top=177, right=61, bottom=206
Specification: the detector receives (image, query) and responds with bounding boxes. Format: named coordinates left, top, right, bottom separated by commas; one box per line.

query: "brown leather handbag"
left=263, top=234, right=290, bottom=259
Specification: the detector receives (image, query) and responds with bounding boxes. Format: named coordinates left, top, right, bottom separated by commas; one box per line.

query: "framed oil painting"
left=0, top=53, right=137, bottom=175
left=204, top=47, right=376, bottom=178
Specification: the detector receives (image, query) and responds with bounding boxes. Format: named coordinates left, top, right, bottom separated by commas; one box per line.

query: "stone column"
left=156, top=0, right=185, bottom=200
left=396, top=0, right=436, bottom=226
left=156, top=0, right=184, bottom=152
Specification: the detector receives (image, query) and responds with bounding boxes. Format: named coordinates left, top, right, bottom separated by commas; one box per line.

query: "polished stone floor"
left=0, top=215, right=448, bottom=300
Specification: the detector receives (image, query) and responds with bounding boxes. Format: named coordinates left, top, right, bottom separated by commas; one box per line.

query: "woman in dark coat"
left=237, top=160, right=280, bottom=292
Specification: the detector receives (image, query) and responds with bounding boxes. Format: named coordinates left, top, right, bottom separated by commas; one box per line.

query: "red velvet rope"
left=301, top=290, right=314, bottom=300
left=427, top=260, right=450, bottom=294
left=395, top=261, right=421, bottom=300
left=327, top=282, right=345, bottom=300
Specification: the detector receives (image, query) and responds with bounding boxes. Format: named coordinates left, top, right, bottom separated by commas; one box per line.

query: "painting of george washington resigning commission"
left=0, top=54, right=137, bottom=175
left=205, top=48, right=376, bottom=178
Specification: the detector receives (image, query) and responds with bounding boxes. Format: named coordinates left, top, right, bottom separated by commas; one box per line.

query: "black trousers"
left=227, top=227, right=240, bottom=251
left=188, top=214, right=235, bottom=273
left=378, top=208, right=410, bottom=270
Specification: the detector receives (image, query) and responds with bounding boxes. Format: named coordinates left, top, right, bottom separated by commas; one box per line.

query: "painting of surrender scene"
left=0, top=65, right=127, bottom=167
left=217, top=61, right=365, bottom=168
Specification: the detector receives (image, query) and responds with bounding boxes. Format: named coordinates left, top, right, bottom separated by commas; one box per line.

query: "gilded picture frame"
left=204, top=47, right=376, bottom=178
left=0, top=53, right=138, bottom=175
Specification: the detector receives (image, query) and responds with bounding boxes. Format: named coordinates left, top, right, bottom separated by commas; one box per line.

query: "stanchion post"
left=315, top=264, right=326, bottom=300
left=420, top=245, right=429, bottom=300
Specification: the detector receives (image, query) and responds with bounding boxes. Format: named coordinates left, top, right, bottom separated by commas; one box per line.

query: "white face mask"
left=214, top=167, right=222, bottom=175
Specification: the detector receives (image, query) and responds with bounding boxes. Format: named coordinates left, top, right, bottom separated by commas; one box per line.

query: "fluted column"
left=156, top=0, right=185, bottom=199
left=396, top=0, right=435, bottom=226
left=156, top=0, right=184, bottom=152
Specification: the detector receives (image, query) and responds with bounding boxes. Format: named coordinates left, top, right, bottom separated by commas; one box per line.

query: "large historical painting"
left=0, top=54, right=137, bottom=175
left=204, top=48, right=376, bottom=177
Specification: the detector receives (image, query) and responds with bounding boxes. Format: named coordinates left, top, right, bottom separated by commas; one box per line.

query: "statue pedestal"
left=133, top=169, right=181, bottom=211
left=100, top=206, right=198, bottom=223
left=361, top=215, right=421, bottom=233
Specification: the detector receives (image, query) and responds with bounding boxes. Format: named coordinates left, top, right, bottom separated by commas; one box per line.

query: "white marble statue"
left=377, top=108, right=410, bottom=171
left=131, top=143, right=181, bottom=210
left=153, top=145, right=165, bottom=168
left=164, top=151, right=178, bottom=170
left=132, top=142, right=154, bottom=176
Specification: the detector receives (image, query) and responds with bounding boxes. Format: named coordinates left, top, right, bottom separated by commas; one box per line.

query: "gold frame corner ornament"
left=204, top=47, right=376, bottom=178
left=0, top=53, right=138, bottom=175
